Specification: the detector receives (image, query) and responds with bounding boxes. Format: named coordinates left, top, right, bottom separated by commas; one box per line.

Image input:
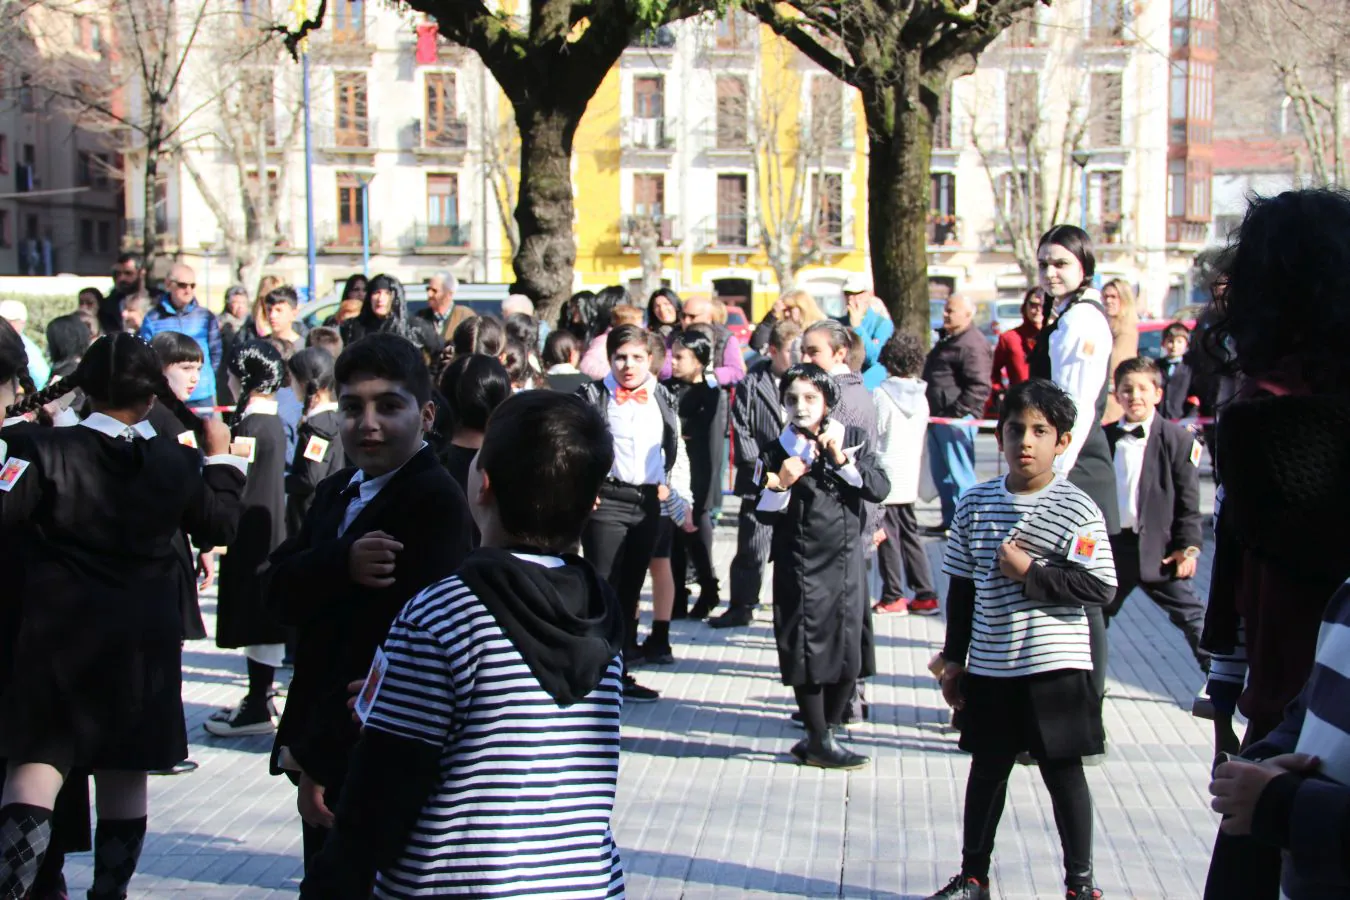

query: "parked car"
left=1137, top=318, right=1197, bottom=360
left=298, top=282, right=511, bottom=330
left=724, top=305, right=752, bottom=347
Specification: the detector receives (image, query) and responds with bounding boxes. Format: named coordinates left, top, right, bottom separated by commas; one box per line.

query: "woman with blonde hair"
left=247, top=274, right=283, bottom=339
left=750, top=288, right=826, bottom=352
left=1101, top=277, right=1139, bottom=423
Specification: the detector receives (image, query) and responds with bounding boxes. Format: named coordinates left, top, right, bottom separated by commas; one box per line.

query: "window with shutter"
left=1090, top=73, right=1123, bottom=146
left=331, top=0, right=366, bottom=43
left=335, top=73, right=368, bottom=147
left=933, top=89, right=953, bottom=150
left=425, top=72, right=464, bottom=148
left=716, top=175, right=748, bottom=245
left=1089, top=0, right=1126, bottom=42
left=337, top=173, right=363, bottom=244
left=716, top=76, right=749, bottom=148
left=810, top=76, right=844, bottom=147
left=426, top=174, right=459, bottom=245
left=812, top=173, right=843, bottom=245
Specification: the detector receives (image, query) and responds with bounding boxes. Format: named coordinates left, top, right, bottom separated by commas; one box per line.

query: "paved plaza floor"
left=60, top=488, right=1224, bottom=899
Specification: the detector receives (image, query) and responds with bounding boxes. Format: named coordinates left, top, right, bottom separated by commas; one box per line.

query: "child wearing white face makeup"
left=757, top=363, right=890, bottom=770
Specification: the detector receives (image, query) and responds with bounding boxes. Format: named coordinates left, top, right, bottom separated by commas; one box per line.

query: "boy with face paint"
left=577, top=325, right=680, bottom=702
left=756, top=363, right=890, bottom=769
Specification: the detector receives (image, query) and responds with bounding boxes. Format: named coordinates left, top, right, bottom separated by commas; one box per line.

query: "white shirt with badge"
left=1048, top=293, right=1115, bottom=476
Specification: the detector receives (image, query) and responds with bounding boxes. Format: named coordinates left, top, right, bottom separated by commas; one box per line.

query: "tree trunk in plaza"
left=859, top=50, right=936, bottom=342
left=751, top=0, right=1040, bottom=342
left=512, top=101, right=585, bottom=324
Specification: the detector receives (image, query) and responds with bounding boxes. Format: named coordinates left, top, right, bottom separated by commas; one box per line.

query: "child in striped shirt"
left=929, top=378, right=1117, bottom=900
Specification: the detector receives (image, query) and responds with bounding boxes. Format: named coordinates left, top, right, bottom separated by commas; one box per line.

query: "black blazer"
left=576, top=378, right=678, bottom=479
left=1160, top=358, right=1195, bottom=420
left=265, top=444, right=472, bottom=788
left=1107, top=417, right=1203, bottom=582
left=731, top=359, right=785, bottom=496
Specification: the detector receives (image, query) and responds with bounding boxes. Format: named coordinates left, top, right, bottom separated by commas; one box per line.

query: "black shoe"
left=633, top=639, right=675, bottom=667
left=209, top=694, right=278, bottom=723
left=1066, top=884, right=1103, bottom=899
left=800, top=732, right=869, bottom=770
left=149, top=759, right=200, bottom=776
left=928, top=874, right=992, bottom=900
left=709, top=607, right=753, bottom=629
left=204, top=694, right=276, bottom=737
left=789, top=738, right=809, bottom=763
left=621, top=674, right=660, bottom=703
left=688, top=590, right=721, bottom=620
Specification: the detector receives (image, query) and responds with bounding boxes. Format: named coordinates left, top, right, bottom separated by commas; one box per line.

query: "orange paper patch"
left=1071, top=534, right=1098, bottom=562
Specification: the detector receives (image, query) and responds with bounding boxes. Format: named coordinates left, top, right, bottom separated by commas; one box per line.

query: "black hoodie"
left=456, top=547, right=624, bottom=705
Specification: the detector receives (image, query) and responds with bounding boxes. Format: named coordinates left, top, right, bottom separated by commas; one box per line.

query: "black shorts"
left=957, top=669, right=1104, bottom=761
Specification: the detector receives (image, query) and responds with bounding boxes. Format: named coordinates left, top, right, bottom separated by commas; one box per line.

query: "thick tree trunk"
left=861, top=50, right=934, bottom=343
left=512, top=102, right=582, bottom=326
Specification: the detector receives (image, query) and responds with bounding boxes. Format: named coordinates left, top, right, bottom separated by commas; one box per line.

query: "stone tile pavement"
left=58, top=495, right=1223, bottom=899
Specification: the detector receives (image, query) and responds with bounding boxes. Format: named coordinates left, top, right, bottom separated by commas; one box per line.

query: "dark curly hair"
left=998, top=377, right=1077, bottom=437
left=878, top=331, right=924, bottom=379
left=1206, top=189, right=1350, bottom=393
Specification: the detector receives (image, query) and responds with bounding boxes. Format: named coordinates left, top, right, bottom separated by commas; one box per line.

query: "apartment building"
left=0, top=6, right=123, bottom=276
left=126, top=0, right=505, bottom=301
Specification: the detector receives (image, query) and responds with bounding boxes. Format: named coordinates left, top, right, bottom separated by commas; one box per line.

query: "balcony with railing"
left=703, top=116, right=754, bottom=156
left=800, top=114, right=856, bottom=155
left=1166, top=218, right=1209, bottom=246
left=1090, top=215, right=1127, bottom=246
left=412, top=117, right=469, bottom=156
left=621, top=117, right=676, bottom=153
left=803, top=216, right=854, bottom=252
left=316, top=120, right=378, bottom=155
left=927, top=214, right=961, bottom=248
left=697, top=213, right=756, bottom=251
left=409, top=220, right=472, bottom=252
left=620, top=214, right=680, bottom=251
left=318, top=219, right=382, bottom=253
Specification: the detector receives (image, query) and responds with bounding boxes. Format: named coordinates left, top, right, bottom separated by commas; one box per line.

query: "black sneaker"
left=204, top=694, right=276, bottom=737
left=1066, top=884, right=1103, bottom=900
left=928, top=874, right=992, bottom=900
left=209, top=694, right=278, bottom=723
left=621, top=674, right=660, bottom=703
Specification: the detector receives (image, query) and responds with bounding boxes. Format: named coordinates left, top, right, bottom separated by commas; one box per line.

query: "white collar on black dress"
left=82, top=412, right=157, bottom=441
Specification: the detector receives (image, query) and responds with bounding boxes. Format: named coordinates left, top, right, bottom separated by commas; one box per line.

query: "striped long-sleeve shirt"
left=363, top=568, right=626, bottom=899
left=1245, top=579, right=1350, bottom=898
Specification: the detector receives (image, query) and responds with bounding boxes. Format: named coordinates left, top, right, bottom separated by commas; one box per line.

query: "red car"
left=724, top=305, right=752, bottom=348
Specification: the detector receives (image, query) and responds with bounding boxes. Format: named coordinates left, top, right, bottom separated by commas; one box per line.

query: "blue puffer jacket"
left=138, top=296, right=223, bottom=404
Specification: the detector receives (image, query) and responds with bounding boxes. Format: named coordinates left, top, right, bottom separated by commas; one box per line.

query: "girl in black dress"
left=436, top=353, right=511, bottom=498
left=662, top=326, right=726, bottom=621
left=0, top=333, right=243, bottom=900
left=285, top=347, right=343, bottom=537
left=207, top=341, right=290, bottom=738
left=757, top=364, right=890, bottom=770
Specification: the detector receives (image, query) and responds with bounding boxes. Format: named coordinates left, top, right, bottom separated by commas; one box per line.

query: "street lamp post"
left=1072, top=149, right=1091, bottom=233
left=357, top=173, right=375, bottom=278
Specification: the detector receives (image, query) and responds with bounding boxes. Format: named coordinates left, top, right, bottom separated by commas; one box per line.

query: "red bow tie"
left=615, top=386, right=649, bottom=405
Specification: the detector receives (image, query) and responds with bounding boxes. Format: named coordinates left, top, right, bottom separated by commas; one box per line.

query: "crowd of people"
left=0, top=189, right=1346, bottom=900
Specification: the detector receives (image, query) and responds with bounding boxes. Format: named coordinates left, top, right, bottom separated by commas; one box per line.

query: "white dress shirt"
left=1048, top=292, right=1114, bottom=475
left=1113, top=413, right=1153, bottom=531
left=603, top=373, right=665, bottom=486
left=339, top=442, right=428, bottom=536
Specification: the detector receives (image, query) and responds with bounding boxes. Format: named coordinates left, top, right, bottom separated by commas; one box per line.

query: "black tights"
left=792, top=680, right=856, bottom=735
left=962, top=753, right=1094, bottom=886
left=247, top=657, right=275, bottom=705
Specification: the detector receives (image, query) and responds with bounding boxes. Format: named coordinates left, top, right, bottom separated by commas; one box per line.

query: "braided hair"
left=287, top=346, right=335, bottom=415
left=227, top=340, right=287, bottom=428
left=3, top=333, right=206, bottom=440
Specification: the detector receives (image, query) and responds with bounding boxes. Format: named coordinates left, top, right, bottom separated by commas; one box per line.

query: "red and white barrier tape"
left=928, top=415, right=1216, bottom=427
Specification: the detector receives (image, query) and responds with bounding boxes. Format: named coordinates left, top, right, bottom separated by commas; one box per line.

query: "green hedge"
left=1, top=293, right=87, bottom=354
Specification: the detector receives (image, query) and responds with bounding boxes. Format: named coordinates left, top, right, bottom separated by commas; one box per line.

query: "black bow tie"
left=1120, top=424, right=1145, bottom=439
left=340, top=480, right=362, bottom=502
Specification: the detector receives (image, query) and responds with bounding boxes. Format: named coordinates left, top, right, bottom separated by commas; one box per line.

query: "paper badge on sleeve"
left=1070, top=532, right=1099, bottom=564
left=1190, top=440, right=1203, bottom=467
left=303, top=435, right=331, bottom=463
left=0, top=456, right=29, bottom=492
left=231, top=435, right=257, bottom=463
left=177, top=430, right=198, bottom=450
left=354, top=646, right=390, bottom=724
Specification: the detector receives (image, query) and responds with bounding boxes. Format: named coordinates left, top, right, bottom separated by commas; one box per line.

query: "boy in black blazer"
left=1158, top=322, right=1196, bottom=421
left=1105, top=357, right=1208, bottom=671
left=264, top=334, right=473, bottom=869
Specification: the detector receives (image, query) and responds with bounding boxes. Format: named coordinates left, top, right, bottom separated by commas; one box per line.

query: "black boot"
left=709, top=607, right=753, bottom=629
left=688, top=583, right=721, bottom=620
left=800, top=730, right=868, bottom=770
